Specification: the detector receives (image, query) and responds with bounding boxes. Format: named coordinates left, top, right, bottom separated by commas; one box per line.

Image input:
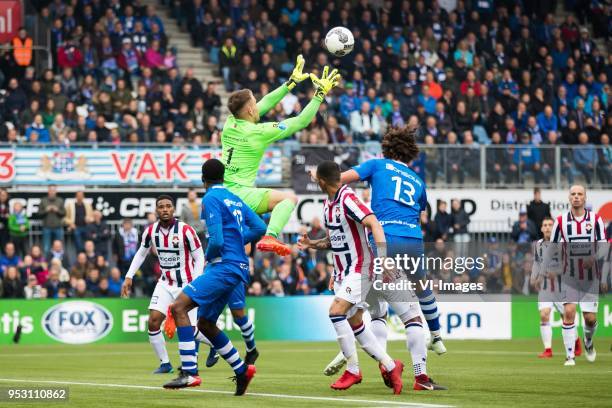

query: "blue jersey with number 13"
left=352, top=158, right=427, bottom=239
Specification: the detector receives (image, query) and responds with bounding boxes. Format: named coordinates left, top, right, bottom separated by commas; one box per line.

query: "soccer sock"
left=266, top=199, right=295, bottom=237
left=417, top=289, right=441, bottom=335
left=540, top=323, right=552, bottom=350
left=148, top=329, right=170, bottom=364
left=405, top=321, right=427, bottom=378
left=584, top=322, right=597, bottom=348
left=330, top=315, right=359, bottom=374
left=234, top=315, right=256, bottom=352
left=351, top=321, right=395, bottom=372
left=562, top=322, right=576, bottom=359
left=210, top=331, right=246, bottom=375
left=370, top=317, right=388, bottom=352
left=177, top=326, right=198, bottom=374
left=194, top=328, right=212, bottom=346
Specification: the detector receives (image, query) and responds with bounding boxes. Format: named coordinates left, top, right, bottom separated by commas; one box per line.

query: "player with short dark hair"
left=162, top=159, right=266, bottom=395
left=121, top=195, right=205, bottom=374
left=299, top=161, right=405, bottom=394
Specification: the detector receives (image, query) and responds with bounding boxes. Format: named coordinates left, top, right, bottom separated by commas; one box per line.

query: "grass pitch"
left=0, top=338, right=610, bottom=408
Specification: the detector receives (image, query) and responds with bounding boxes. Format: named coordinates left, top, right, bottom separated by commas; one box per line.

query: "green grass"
left=0, top=339, right=610, bottom=408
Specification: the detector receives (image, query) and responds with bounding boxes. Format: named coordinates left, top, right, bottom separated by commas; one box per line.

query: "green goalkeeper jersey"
left=221, top=84, right=321, bottom=187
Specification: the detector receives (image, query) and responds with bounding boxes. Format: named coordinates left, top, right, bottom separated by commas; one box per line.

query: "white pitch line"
left=2, top=349, right=611, bottom=358
left=0, top=378, right=454, bottom=408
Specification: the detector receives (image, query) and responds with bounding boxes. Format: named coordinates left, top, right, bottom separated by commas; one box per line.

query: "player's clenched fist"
left=284, top=54, right=310, bottom=91
left=309, top=66, right=341, bottom=101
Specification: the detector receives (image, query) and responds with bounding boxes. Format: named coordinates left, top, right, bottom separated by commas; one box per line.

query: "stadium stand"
left=0, top=0, right=610, bottom=299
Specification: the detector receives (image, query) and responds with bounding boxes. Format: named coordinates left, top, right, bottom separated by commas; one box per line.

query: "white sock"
left=148, top=329, right=170, bottom=364
left=194, top=328, right=212, bottom=346
left=352, top=321, right=395, bottom=371
left=405, top=321, right=427, bottom=377
left=330, top=315, right=359, bottom=374
left=562, top=323, right=576, bottom=359
left=584, top=322, right=597, bottom=347
left=370, top=316, right=388, bottom=352
left=540, top=323, right=552, bottom=349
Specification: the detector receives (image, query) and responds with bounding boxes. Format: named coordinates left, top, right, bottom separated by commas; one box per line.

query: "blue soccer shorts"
left=370, top=234, right=426, bottom=279
left=182, top=261, right=248, bottom=322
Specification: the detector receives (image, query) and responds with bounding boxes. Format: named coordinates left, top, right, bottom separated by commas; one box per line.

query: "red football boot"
left=234, top=365, right=256, bottom=396
left=164, top=306, right=176, bottom=339
left=386, top=360, right=404, bottom=395
left=574, top=337, right=582, bottom=357
left=379, top=363, right=392, bottom=388
left=413, top=374, right=448, bottom=391
left=330, top=370, right=362, bottom=390
left=256, top=235, right=291, bottom=256
left=538, top=348, right=553, bottom=358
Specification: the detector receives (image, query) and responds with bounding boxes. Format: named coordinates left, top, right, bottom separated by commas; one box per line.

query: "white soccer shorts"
left=537, top=290, right=565, bottom=313
left=561, top=279, right=599, bottom=314
left=333, top=271, right=372, bottom=309
left=149, top=281, right=198, bottom=325
left=366, top=286, right=420, bottom=322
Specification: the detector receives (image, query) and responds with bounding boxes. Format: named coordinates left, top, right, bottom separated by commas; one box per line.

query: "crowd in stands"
left=0, top=1, right=611, bottom=185
left=0, top=1, right=611, bottom=298
left=3, top=185, right=609, bottom=299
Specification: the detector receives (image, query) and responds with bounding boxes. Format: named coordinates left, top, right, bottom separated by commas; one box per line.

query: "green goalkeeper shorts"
left=224, top=182, right=272, bottom=214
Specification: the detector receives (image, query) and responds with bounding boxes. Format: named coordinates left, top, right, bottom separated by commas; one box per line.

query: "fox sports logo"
left=42, top=301, right=113, bottom=344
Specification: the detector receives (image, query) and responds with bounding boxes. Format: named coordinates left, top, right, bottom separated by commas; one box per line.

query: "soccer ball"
left=324, top=27, right=354, bottom=57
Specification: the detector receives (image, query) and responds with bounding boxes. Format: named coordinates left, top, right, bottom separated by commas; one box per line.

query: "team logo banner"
left=0, top=148, right=282, bottom=186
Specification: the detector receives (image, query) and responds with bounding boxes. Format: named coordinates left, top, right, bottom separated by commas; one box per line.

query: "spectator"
left=526, top=188, right=551, bottom=235
left=597, top=134, right=612, bottom=185
left=511, top=133, right=543, bottom=184
left=86, top=211, right=111, bottom=257
left=434, top=200, right=452, bottom=241
left=44, top=266, right=62, bottom=298
left=64, top=191, right=94, bottom=253
left=24, top=274, right=43, bottom=299
left=180, top=189, right=205, bottom=241
left=2, top=266, right=23, bottom=298
left=511, top=209, right=538, bottom=243
left=25, top=114, right=50, bottom=143
left=8, top=201, right=30, bottom=257
left=451, top=199, right=470, bottom=243
left=113, top=218, right=139, bottom=273
left=107, top=267, right=123, bottom=297
left=37, top=185, right=65, bottom=255
left=573, top=132, right=597, bottom=183
left=350, top=101, right=381, bottom=141
left=47, top=239, right=69, bottom=269
left=0, top=242, right=21, bottom=276
left=70, top=252, right=92, bottom=280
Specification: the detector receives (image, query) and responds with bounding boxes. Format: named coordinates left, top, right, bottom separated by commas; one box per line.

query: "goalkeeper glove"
left=284, top=54, right=309, bottom=91
left=309, top=66, right=341, bottom=102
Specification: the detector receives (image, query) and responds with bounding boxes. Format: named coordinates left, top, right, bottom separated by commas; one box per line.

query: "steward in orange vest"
left=12, top=27, right=33, bottom=67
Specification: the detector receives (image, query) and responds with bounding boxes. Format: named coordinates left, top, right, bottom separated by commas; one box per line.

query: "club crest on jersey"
left=335, top=206, right=341, bottom=223
left=585, top=223, right=592, bottom=232
left=172, top=235, right=180, bottom=246
left=345, top=287, right=351, bottom=294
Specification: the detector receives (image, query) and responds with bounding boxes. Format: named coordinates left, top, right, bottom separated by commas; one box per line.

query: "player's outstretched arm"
left=255, top=66, right=341, bottom=145
left=256, top=54, right=309, bottom=117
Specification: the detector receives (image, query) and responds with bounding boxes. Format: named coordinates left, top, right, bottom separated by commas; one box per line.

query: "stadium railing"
left=4, top=143, right=610, bottom=190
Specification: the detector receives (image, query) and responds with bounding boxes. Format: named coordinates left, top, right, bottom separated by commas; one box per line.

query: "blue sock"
left=210, top=331, right=246, bottom=375
left=234, top=315, right=256, bottom=352
left=418, top=289, right=441, bottom=334
left=177, top=326, right=198, bottom=374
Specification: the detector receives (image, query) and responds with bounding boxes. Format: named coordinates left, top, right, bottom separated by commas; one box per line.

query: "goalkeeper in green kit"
left=221, top=55, right=340, bottom=256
